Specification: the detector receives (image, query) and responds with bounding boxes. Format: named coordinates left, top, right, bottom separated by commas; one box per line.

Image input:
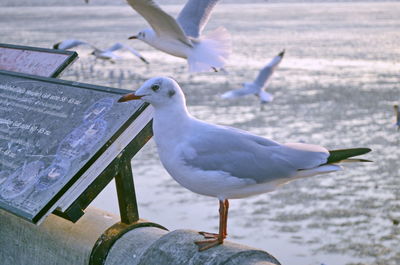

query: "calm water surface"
left=1, top=2, right=399, bottom=265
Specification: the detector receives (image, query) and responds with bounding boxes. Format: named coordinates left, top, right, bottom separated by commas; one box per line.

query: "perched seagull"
left=90, top=42, right=150, bottom=64
left=394, top=105, right=400, bottom=130
left=126, top=0, right=231, bottom=72
left=222, top=50, right=285, bottom=104
left=53, top=39, right=93, bottom=50
left=118, top=77, right=371, bottom=251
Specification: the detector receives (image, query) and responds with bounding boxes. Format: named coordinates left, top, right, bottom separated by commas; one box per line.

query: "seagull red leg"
left=195, top=199, right=229, bottom=251
left=223, top=199, right=229, bottom=237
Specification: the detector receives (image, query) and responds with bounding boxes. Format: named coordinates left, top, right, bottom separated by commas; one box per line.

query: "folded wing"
left=182, top=124, right=329, bottom=184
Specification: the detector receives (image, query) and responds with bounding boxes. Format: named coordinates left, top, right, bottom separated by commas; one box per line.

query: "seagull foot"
left=195, top=238, right=223, bottom=251
left=198, top=231, right=219, bottom=239
left=195, top=231, right=225, bottom=251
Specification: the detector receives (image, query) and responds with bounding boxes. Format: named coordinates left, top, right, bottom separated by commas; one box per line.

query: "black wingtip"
left=53, top=42, right=60, bottom=49
left=278, top=49, right=285, bottom=57
left=343, top=158, right=373, bottom=163
left=358, top=158, right=373, bottom=162
left=327, top=148, right=371, bottom=164
left=141, top=57, right=150, bottom=64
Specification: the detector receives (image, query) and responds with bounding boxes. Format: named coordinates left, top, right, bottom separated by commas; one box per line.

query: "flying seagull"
left=394, top=104, right=400, bottom=130
left=221, top=50, right=285, bottom=104
left=118, top=77, right=371, bottom=251
left=90, top=42, right=150, bottom=64
left=53, top=40, right=149, bottom=64
left=126, top=0, right=231, bottom=72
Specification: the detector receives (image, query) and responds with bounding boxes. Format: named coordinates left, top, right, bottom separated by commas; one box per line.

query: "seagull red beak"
left=118, top=93, right=142, bottom=102
left=128, top=35, right=138, bottom=40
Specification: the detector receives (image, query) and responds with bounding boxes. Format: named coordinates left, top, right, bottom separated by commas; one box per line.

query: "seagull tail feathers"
left=327, top=148, right=372, bottom=164
left=188, top=27, right=231, bottom=72
left=294, top=164, right=343, bottom=179
left=293, top=148, right=371, bottom=180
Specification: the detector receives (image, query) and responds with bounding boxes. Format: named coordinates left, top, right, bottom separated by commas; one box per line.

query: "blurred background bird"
left=394, top=104, right=400, bottom=130
left=221, top=50, right=285, bottom=104
left=53, top=39, right=149, bottom=64
left=126, top=0, right=231, bottom=72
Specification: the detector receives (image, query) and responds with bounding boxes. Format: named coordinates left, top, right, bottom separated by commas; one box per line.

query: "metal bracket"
left=54, top=121, right=153, bottom=224
left=89, top=220, right=168, bottom=265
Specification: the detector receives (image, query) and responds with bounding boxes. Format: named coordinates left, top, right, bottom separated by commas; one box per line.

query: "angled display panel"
left=0, top=43, right=77, bottom=78
left=0, top=70, right=151, bottom=223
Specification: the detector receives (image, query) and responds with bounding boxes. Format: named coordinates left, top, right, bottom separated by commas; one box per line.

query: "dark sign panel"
left=0, top=70, right=150, bottom=223
left=0, top=43, right=77, bottom=78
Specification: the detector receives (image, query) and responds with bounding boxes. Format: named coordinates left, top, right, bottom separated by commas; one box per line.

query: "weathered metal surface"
left=105, top=229, right=281, bottom=265
left=0, top=207, right=118, bottom=265
left=135, top=230, right=281, bottom=265
left=1, top=206, right=281, bottom=265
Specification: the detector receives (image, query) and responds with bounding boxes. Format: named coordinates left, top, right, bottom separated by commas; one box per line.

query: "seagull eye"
left=151, top=84, right=160, bottom=92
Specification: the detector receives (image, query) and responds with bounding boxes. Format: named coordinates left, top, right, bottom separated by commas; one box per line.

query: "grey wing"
left=126, top=0, right=192, bottom=46
left=221, top=83, right=258, bottom=99
left=176, top=0, right=220, bottom=38
left=113, top=43, right=150, bottom=64
left=253, top=63, right=274, bottom=87
left=54, top=39, right=92, bottom=50
left=183, top=125, right=329, bottom=184
left=124, top=47, right=149, bottom=64
left=104, top=43, right=124, bottom=52
left=253, top=53, right=284, bottom=87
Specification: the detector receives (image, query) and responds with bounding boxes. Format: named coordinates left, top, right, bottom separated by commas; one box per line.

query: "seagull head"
left=128, top=29, right=154, bottom=42
left=118, top=77, right=186, bottom=108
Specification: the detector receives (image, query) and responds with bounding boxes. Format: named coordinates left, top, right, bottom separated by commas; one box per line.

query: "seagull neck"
left=152, top=103, right=192, bottom=134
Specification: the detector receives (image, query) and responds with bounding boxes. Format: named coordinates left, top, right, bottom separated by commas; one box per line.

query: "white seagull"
left=53, top=40, right=149, bottom=64
left=394, top=104, right=400, bottom=130
left=222, top=50, right=285, bottom=103
left=90, top=42, right=150, bottom=64
left=126, top=0, right=231, bottom=72
left=118, top=77, right=371, bottom=251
